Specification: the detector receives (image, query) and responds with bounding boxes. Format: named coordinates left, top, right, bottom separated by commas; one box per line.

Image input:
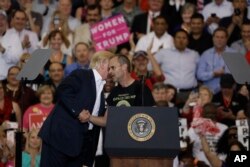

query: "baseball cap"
left=0, top=10, right=7, bottom=18
left=220, top=74, right=235, bottom=88
left=133, top=51, right=148, bottom=59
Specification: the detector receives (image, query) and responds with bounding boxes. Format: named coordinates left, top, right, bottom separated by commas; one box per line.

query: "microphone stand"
left=15, top=77, right=27, bottom=167
left=140, top=75, right=145, bottom=106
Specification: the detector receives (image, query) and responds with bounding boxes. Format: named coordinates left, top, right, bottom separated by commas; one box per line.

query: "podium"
left=104, top=107, right=180, bottom=167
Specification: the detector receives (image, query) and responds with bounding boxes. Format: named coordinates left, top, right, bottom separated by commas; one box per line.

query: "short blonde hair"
left=199, top=85, right=213, bottom=101
left=90, top=51, right=115, bottom=69
left=36, top=85, right=55, bottom=98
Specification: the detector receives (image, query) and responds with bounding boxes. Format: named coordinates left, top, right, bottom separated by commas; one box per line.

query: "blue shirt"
left=197, top=47, right=236, bottom=93
left=64, top=62, right=89, bottom=77
left=149, top=47, right=199, bottom=89
left=22, top=151, right=41, bottom=167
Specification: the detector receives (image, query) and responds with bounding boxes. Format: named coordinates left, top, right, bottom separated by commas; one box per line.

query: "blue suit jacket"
left=39, top=69, right=105, bottom=156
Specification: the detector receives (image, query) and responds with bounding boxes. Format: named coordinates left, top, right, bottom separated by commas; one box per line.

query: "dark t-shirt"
left=188, top=32, right=213, bottom=55
left=212, top=92, right=248, bottom=126
left=106, top=80, right=155, bottom=107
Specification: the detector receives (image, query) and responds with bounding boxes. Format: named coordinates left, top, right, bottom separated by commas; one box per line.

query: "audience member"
left=202, top=0, right=233, bottom=34
left=113, top=0, right=142, bottom=28
left=65, top=42, right=90, bottom=77
left=43, top=29, right=72, bottom=80
left=149, top=29, right=199, bottom=105
left=22, top=129, right=41, bottom=167
left=219, top=0, right=250, bottom=45
left=74, top=4, right=101, bottom=46
left=32, top=0, right=57, bottom=18
left=174, top=3, right=196, bottom=34
left=0, top=80, right=21, bottom=127
left=100, top=0, right=114, bottom=20
left=23, top=85, right=55, bottom=133
left=135, top=15, right=174, bottom=54
left=212, top=74, right=248, bottom=126
left=3, top=66, right=37, bottom=112
left=231, top=21, right=250, bottom=54
left=188, top=13, right=213, bottom=55
left=182, top=86, right=213, bottom=127
left=201, top=134, right=246, bottom=167
left=6, top=9, right=39, bottom=54
left=0, top=10, right=22, bottom=80
left=188, top=103, right=228, bottom=166
left=152, top=82, right=167, bottom=106
left=42, top=0, right=80, bottom=35
left=131, top=0, right=165, bottom=41
left=41, top=10, right=74, bottom=57
left=197, top=27, right=235, bottom=94
left=131, top=49, right=164, bottom=90
left=74, top=0, right=98, bottom=23
left=17, top=0, right=43, bottom=36
left=44, top=62, right=64, bottom=90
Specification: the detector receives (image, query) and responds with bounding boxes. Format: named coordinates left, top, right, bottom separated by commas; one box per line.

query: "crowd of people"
left=0, top=0, right=250, bottom=167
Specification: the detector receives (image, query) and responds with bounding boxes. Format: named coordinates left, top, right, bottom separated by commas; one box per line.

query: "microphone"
left=139, top=75, right=145, bottom=106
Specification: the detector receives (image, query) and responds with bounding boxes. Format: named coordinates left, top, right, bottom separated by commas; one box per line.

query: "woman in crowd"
left=201, top=134, right=246, bottom=167
left=43, top=29, right=72, bottom=80
left=0, top=81, right=21, bottom=127
left=181, top=86, right=213, bottom=127
left=3, top=66, right=37, bottom=113
left=174, top=3, right=196, bottom=33
left=41, top=10, right=74, bottom=56
left=23, top=85, right=55, bottom=133
left=216, top=126, right=239, bottom=160
left=22, top=129, right=41, bottom=167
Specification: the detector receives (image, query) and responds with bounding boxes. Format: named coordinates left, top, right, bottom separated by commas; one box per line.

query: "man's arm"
left=89, top=111, right=108, bottom=127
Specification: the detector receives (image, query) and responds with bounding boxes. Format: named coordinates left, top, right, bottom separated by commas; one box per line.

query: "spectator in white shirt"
left=42, top=0, right=80, bottom=35
left=135, top=15, right=174, bottom=54
left=5, top=9, right=39, bottom=54
left=0, top=10, right=25, bottom=80
left=202, top=0, right=233, bottom=34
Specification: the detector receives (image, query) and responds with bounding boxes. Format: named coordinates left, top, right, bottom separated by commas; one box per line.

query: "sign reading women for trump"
left=91, top=14, right=130, bottom=51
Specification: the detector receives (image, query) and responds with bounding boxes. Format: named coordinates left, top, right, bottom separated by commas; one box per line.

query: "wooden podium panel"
left=110, top=157, right=173, bottom=167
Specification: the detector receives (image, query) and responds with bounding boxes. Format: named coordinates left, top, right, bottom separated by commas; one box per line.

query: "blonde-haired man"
left=39, top=51, right=114, bottom=167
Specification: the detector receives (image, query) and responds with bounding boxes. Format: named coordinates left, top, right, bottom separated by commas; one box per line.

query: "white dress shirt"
left=5, top=28, right=39, bottom=54
left=202, top=0, right=233, bottom=34
left=135, top=32, right=174, bottom=53
left=89, top=69, right=106, bottom=130
left=0, top=32, right=23, bottom=80
left=148, top=47, right=199, bottom=89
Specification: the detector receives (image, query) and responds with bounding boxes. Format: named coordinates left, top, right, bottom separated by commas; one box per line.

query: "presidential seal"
left=127, top=113, right=156, bottom=142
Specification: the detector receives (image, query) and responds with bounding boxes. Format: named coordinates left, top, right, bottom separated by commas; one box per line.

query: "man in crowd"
left=131, top=0, right=165, bottom=41
left=149, top=29, right=199, bottom=104
left=0, top=10, right=22, bottom=80
left=135, top=15, right=173, bottom=54
left=74, top=4, right=101, bottom=46
left=188, top=13, right=213, bottom=55
left=197, top=27, right=235, bottom=94
left=65, top=42, right=90, bottom=77
left=5, top=9, right=39, bottom=54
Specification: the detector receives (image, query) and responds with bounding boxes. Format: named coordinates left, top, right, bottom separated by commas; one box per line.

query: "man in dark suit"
left=131, top=0, right=166, bottom=42
left=39, top=51, right=114, bottom=167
